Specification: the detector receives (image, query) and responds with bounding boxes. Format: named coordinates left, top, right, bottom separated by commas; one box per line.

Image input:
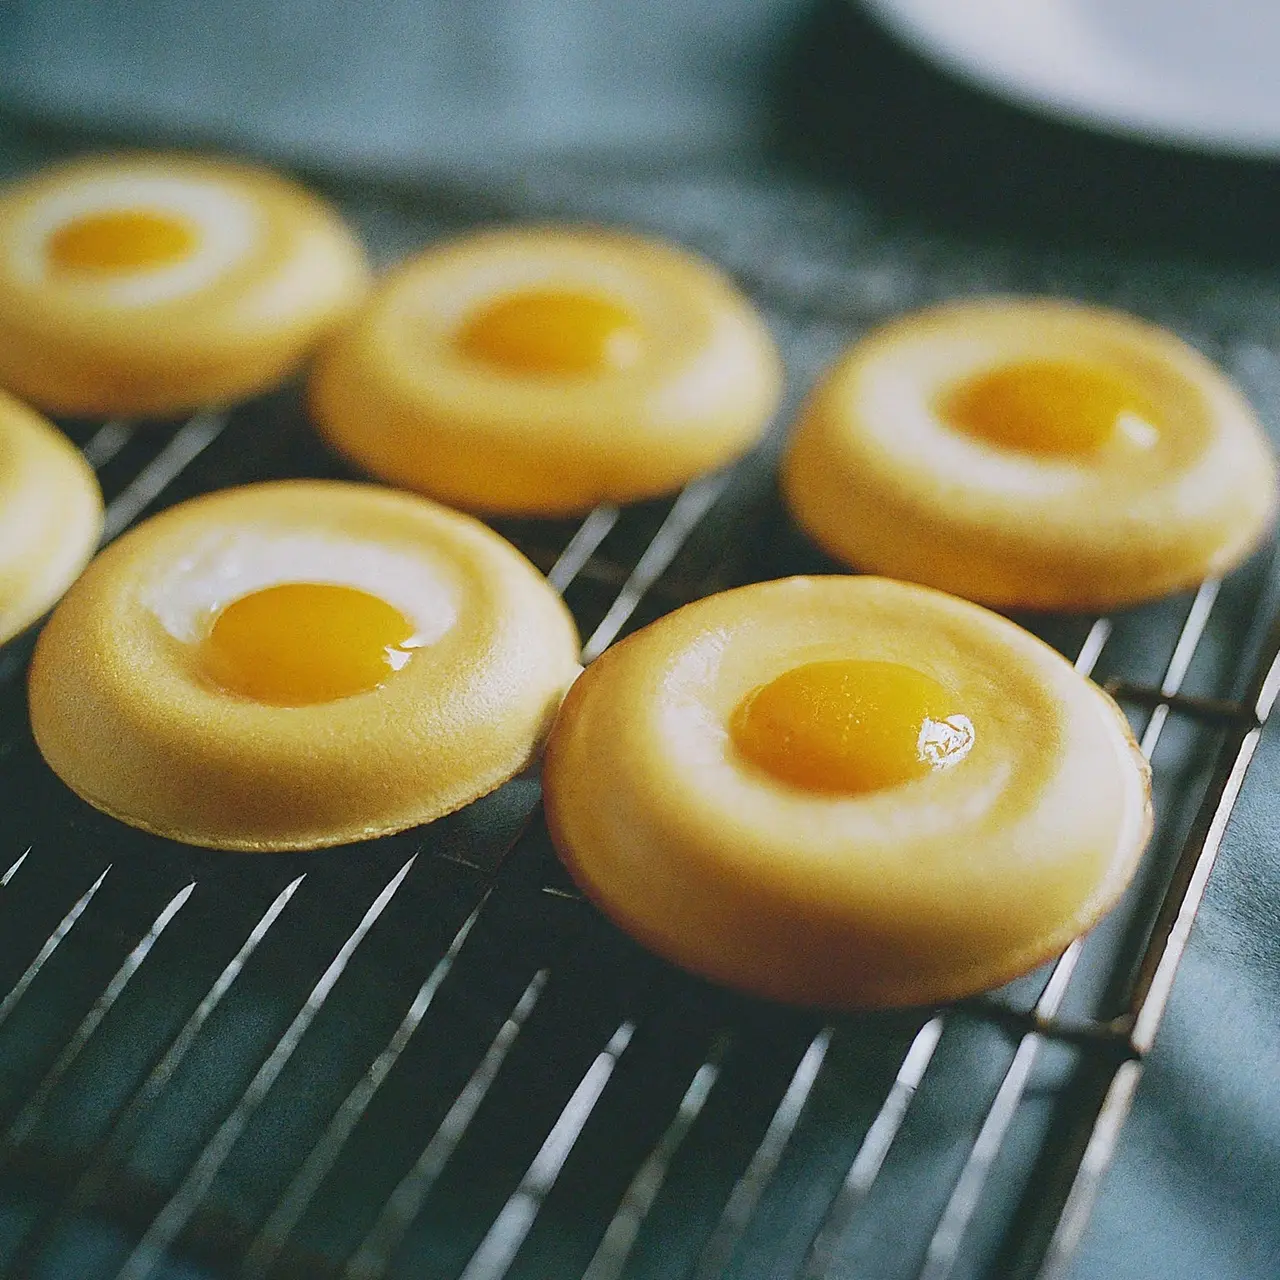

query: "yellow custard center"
left=940, top=359, right=1160, bottom=455
left=730, top=659, right=974, bottom=795
left=201, top=582, right=420, bottom=706
left=47, top=209, right=198, bottom=273
left=456, top=289, right=644, bottom=377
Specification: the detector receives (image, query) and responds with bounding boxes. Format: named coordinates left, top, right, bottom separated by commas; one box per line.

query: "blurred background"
left=2, top=0, right=1280, bottom=255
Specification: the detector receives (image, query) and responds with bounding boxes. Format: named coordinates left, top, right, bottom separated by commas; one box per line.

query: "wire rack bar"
left=1032, top=1058, right=1145, bottom=1280
left=546, top=506, right=621, bottom=595
left=0, top=850, right=29, bottom=888
left=458, top=1020, right=637, bottom=1280
left=344, top=969, right=549, bottom=1280
left=241, top=895, right=490, bottom=1280
left=695, top=1027, right=833, bottom=1280
left=581, top=1036, right=729, bottom=1280
left=799, top=1016, right=946, bottom=1280
left=1138, top=580, right=1221, bottom=756
left=2, top=875, right=306, bottom=1280
left=581, top=472, right=729, bottom=663
left=81, top=420, right=135, bottom=470
left=0, top=865, right=111, bottom=1034
left=113, top=857, right=418, bottom=1280
left=0, top=880, right=196, bottom=1161
left=1070, top=618, right=1112, bottom=679
left=99, top=409, right=228, bottom=543
left=1104, top=685, right=1254, bottom=728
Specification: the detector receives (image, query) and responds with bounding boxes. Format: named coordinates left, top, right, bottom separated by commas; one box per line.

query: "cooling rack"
left=2, top=123, right=1280, bottom=1280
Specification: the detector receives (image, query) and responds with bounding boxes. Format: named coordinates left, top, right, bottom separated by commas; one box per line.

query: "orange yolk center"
left=939, top=359, right=1160, bottom=456
left=201, top=583, right=419, bottom=706
left=47, top=209, right=198, bottom=273
left=730, top=659, right=974, bottom=795
left=456, top=289, right=644, bottom=377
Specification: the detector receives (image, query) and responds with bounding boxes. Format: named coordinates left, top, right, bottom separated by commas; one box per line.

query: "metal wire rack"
left=3, top=131, right=1280, bottom=1280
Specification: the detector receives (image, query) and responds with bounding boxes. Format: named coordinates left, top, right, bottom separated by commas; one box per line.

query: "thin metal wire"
left=81, top=420, right=135, bottom=470
left=581, top=1036, right=729, bottom=1280
left=799, top=1017, right=946, bottom=1280
left=100, top=409, right=228, bottom=543
left=0, top=865, right=111, bottom=1034
left=0, top=849, right=29, bottom=888
left=694, top=1028, right=832, bottom=1280
left=344, top=970, right=549, bottom=1280
left=581, top=472, right=729, bottom=663
left=241, top=895, right=491, bottom=1280
left=1129, top=717, right=1260, bottom=1043
left=458, top=1021, right=636, bottom=1280
left=1072, top=618, right=1113, bottom=679
left=1034, top=1059, right=1145, bottom=1280
left=1105, top=685, right=1253, bottom=728
left=1138, top=580, right=1221, bottom=757
left=915, top=980, right=1076, bottom=1280
left=0, top=881, right=196, bottom=1163
left=546, top=505, right=621, bottom=594
left=114, top=857, right=418, bottom=1280
left=4, top=876, right=305, bottom=1280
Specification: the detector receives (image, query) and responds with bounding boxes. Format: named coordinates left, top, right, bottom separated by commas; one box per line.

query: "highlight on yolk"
left=939, top=359, right=1161, bottom=456
left=201, top=582, right=420, bottom=706
left=455, top=289, right=644, bottom=377
left=730, top=659, right=974, bottom=795
left=46, top=209, right=198, bottom=274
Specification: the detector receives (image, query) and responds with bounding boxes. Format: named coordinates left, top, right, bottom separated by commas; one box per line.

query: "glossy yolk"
left=939, top=359, right=1160, bottom=456
left=201, top=583, right=420, bottom=706
left=47, top=209, right=198, bottom=273
left=730, top=659, right=974, bottom=795
left=455, top=289, right=644, bottom=377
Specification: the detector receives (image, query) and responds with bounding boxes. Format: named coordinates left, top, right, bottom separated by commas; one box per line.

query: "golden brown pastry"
left=783, top=299, right=1278, bottom=611
left=28, top=480, right=581, bottom=851
left=0, top=389, right=103, bottom=645
left=0, top=152, right=370, bottom=417
left=543, top=576, right=1151, bottom=1009
left=310, top=225, right=782, bottom=515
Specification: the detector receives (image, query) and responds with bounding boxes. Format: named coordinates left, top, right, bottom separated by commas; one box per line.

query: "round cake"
left=543, top=575, right=1151, bottom=1009
left=783, top=299, right=1278, bottom=611
left=28, top=480, right=581, bottom=851
left=0, top=389, right=103, bottom=645
left=0, top=152, right=370, bottom=417
left=310, top=225, right=783, bottom=515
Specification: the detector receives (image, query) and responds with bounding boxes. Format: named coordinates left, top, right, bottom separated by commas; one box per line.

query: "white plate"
left=859, top=0, right=1280, bottom=158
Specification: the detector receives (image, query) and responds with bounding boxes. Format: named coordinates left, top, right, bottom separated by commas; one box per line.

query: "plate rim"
left=857, top=0, right=1280, bottom=159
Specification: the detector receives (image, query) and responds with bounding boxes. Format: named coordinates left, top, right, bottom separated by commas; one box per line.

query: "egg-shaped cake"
left=543, top=576, right=1151, bottom=1009
left=783, top=299, right=1278, bottom=611
left=0, top=152, right=370, bottom=417
left=0, top=390, right=103, bottom=645
left=28, top=480, right=581, bottom=851
left=310, top=225, right=783, bottom=516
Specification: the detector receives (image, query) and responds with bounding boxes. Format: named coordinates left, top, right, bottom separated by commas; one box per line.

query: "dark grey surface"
left=1, top=3, right=1279, bottom=1278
